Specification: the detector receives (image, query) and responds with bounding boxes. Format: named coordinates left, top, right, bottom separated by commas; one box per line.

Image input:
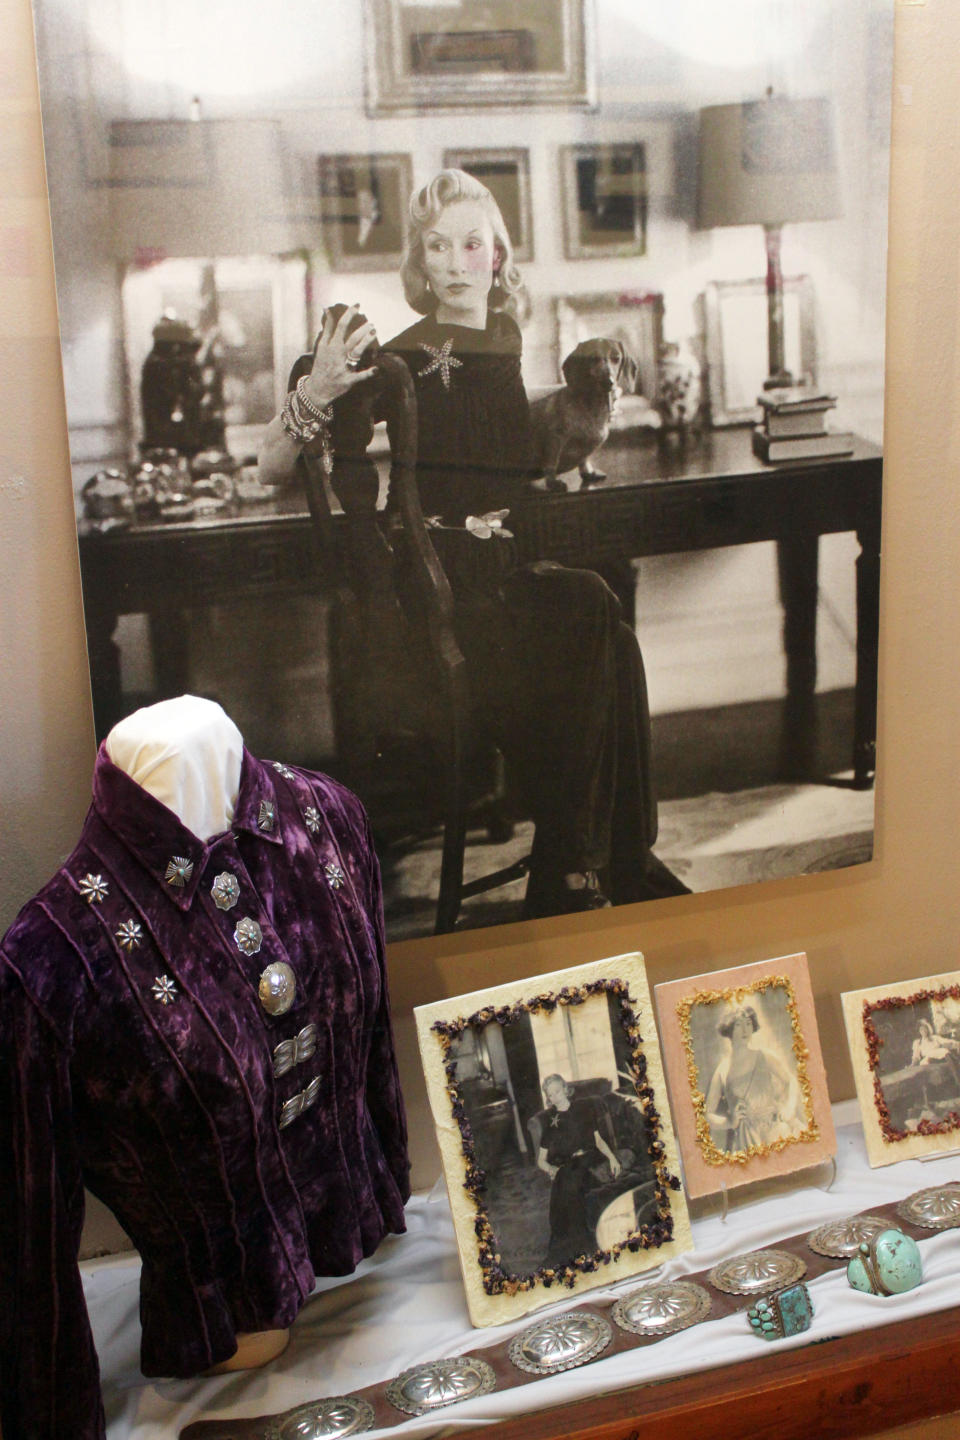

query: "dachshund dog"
left=529, top=338, right=639, bottom=490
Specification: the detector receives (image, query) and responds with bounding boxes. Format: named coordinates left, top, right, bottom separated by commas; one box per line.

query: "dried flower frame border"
left=433, top=979, right=681, bottom=1297
left=862, top=983, right=960, bottom=1144
left=676, top=974, right=820, bottom=1169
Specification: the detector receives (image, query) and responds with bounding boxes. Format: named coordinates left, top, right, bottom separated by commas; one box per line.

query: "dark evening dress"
left=382, top=309, right=685, bottom=913
left=540, top=1096, right=605, bottom=1265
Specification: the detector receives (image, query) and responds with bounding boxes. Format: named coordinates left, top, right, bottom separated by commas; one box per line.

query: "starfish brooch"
left=418, top=340, right=463, bottom=391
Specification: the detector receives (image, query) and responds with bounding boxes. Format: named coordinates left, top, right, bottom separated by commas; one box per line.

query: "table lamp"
left=697, top=95, right=839, bottom=390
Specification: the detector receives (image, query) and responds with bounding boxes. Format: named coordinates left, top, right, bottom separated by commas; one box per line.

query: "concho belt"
left=180, top=1183, right=959, bottom=1439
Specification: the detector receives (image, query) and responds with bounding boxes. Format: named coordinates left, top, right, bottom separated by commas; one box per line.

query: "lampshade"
left=107, top=117, right=322, bottom=260
left=697, top=97, right=840, bottom=231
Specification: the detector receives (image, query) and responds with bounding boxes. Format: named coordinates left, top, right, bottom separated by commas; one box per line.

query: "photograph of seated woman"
left=536, top=1075, right=622, bottom=1267
left=259, top=168, right=688, bottom=919
left=874, top=1011, right=960, bottom=1131
left=704, top=1002, right=804, bottom=1155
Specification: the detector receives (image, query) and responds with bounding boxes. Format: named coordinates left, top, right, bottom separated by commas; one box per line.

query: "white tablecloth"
left=88, top=1107, right=960, bottom=1438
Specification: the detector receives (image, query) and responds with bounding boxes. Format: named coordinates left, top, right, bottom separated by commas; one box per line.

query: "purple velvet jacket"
left=0, top=747, right=410, bottom=1440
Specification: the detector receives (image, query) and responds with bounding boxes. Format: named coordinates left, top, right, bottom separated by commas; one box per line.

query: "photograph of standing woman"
left=694, top=996, right=806, bottom=1156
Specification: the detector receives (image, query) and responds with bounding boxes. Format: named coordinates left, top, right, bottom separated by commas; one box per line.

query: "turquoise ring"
left=747, top=1281, right=813, bottom=1341
left=847, top=1227, right=923, bottom=1297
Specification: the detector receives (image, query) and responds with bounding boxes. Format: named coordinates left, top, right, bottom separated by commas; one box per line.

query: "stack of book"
left=752, top=386, right=855, bottom=463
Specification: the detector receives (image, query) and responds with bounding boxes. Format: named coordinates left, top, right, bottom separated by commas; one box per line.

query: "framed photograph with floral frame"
left=842, top=970, right=960, bottom=1167
left=654, top=954, right=835, bottom=1200
left=415, top=954, right=691, bottom=1326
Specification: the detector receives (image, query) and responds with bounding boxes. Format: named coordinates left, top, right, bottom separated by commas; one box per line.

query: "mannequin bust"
left=105, top=694, right=290, bottom=1371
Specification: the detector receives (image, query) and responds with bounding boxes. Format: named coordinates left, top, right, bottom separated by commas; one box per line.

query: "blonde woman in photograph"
left=705, top=1002, right=802, bottom=1152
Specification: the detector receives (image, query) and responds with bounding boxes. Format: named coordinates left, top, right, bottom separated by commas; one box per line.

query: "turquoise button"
left=847, top=1229, right=923, bottom=1296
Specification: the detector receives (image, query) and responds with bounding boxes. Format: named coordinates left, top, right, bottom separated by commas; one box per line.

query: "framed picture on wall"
left=843, top=970, right=960, bottom=1167
left=415, top=953, right=692, bottom=1326
left=702, top=275, right=817, bottom=426
left=443, top=148, right=533, bottom=262
left=364, top=0, right=594, bottom=113
left=318, top=153, right=413, bottom=271
left=555, top=290, right=663, bottom=401
left=561, top=142, right=646, bottom=259
left=655, top=954, right=836, bottom=1200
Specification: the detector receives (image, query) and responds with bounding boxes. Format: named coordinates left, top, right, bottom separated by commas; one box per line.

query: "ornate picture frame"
left=415, top=954, right=691, bottom=1326
left=317, top=152, right=413, bottom=271
left=364, top=0, right=595, bottom=114
left=655, top=954, right=835, bottom=1200
left=843, top=970, right=960, bottom=1167
left=702, top=274, right=817, bottom=426
left=561, top=142, right=647, bottom=259
left=443, top=147, right=534, bottom=262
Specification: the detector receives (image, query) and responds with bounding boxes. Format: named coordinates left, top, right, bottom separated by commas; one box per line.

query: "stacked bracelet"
left=281, top=384, right=335, bottom=474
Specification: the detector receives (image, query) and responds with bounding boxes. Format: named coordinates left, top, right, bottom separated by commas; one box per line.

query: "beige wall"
left=2, top=0, right=960, bottom=1221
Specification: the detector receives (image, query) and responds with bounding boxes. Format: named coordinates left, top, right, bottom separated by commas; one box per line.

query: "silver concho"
left=79, top=872, right=109, bottom=905
left=258, top=799, right=277, bottom=832
left=612, top=1280, right=713, bottom=1336
left=272, top=762, right=296, bottom=781
left=164, top=856, right=194, bottom=887
left=259, top=960, right=296, bottom=1016
left=808, top=1214, right=890, bottom=1258
left=115, top=919, right=143, bottom=950
left=264, top=1396, right=375, bottom=1439
left=897, top=1185, right=960, bottom=1231
left=234, top=916, right=263, bottom=956
left=151, top=975, right=178, bottom=1005
left=708, top=1248, right=807, bottom=1295
left=211, top=871, right=240, bottom=911
left=386, top=1357, right=496, bottom=1416
left=509, top=1311, right=612, bottom=1375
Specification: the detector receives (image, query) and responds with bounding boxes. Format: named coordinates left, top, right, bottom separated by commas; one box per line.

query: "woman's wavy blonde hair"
left=400, top=168, right=523, bottom=316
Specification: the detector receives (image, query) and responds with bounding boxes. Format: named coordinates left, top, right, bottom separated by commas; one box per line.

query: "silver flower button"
left=272, top=762, right=296, bottom=780
left=164, top=856, right=194, bottom=887
left=79, top=873, right=109, bottom=905
left=115, top=919, right=143, bottom=950
left=259, top=961, right=296, bottom=1017
left=324, top=861, right=346, bottom=889
left=151, top=975, right=178, bottom=1005
left=303, top=806, right=321, bottom=835
left=234, top=916, right=263, bottom=956
left=211, top=872, right=240, bottom=911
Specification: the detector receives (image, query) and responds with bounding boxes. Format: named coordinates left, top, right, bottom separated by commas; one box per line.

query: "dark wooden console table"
left=77, top=427, right=882, bottom=786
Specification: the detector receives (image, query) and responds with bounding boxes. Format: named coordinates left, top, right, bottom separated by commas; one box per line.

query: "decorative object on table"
left=701, top=274, right=816, bottom=427
left=414, top=953, right=692, bottom=1326
left=753, top=383, right=854, bottom=464
left=612, top=1279, right=713, bottom=1336
left=747, top=1280, right=813, bottom=1340
left=318, top=153, right=413, bottom=271
left=707, top=1247, right=807, bottom=1296
left=697, top=95, right=839, bottom=393
left=363, top=0, right=594, bottom=113
left=263, top=1395, right=375, bottom=1438
left=846, top=1227, right=923, bottom=1296
left=561, top=142, right=646, bottom=259
left=842, top=971, right=960, bottom=1167
left=529, top=338, right=639, bottom=489
left=80, top=469, right=134, bottom=529
left=807, top=1213, right=890, bottom=1258
left=897, top=1185, right=960, bottom=1232
left=140, top=312, right=226, bottom=457
left=555, top=291, right=663, bottom=412
left=385, top=1357, right=497, bottom=1416
left=654, top=953, right=836, bottom=1200
left=509, top=1311, right=613, bottom=1375
left=655, top=340, right=703, bottom=443
left=443, top=148, right=533, bottom=263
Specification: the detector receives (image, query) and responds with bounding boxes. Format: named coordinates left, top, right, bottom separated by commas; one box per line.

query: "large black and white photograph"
left=416, top=955, right=690, bottom=1324
left=33, top=0, right=892, bottom=941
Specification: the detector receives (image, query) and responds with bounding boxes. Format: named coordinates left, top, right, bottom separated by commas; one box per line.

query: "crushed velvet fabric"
left=0, top=747, right=410, bottom=1440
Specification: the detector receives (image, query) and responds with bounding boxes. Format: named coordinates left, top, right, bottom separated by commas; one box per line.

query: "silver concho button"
left=164, top=855, right=194, bottom=887
left=79, top=872, right=109, bottom=905
left=211, top=871, right=240, bottom=911
left=259, top=961, right=296, bottom=1016
left=386, top=1357, right=496, bottom=1416
left=708, top=1248, right=807, bottom=1295
left=234, top=916, right=263, bottom=956
left=808, top=1214, right=891, bottom=1258
left=258, top=799, right=277, bottom=832
left=509, top=1311, right=612, bottom=1375
left=612, top=1280, right=713, bottom=1336
left=897, top=1185, right=960, bottom=1231
left=265, top=1395, right=375, bottom=1439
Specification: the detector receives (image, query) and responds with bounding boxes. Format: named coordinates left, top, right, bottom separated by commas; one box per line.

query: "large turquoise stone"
left=847, top=1228, right=923, bottom=1296
left=775, top=1282, right=814, bottom=1337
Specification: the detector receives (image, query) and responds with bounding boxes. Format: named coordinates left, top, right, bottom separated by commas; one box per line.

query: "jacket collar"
left=91, top=743, right=281, bottom=910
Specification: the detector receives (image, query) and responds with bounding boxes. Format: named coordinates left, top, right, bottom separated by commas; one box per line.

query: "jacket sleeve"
left=359, top=815, right=411, bottom=1202
left=0, top=956, right=105, bottom=1440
